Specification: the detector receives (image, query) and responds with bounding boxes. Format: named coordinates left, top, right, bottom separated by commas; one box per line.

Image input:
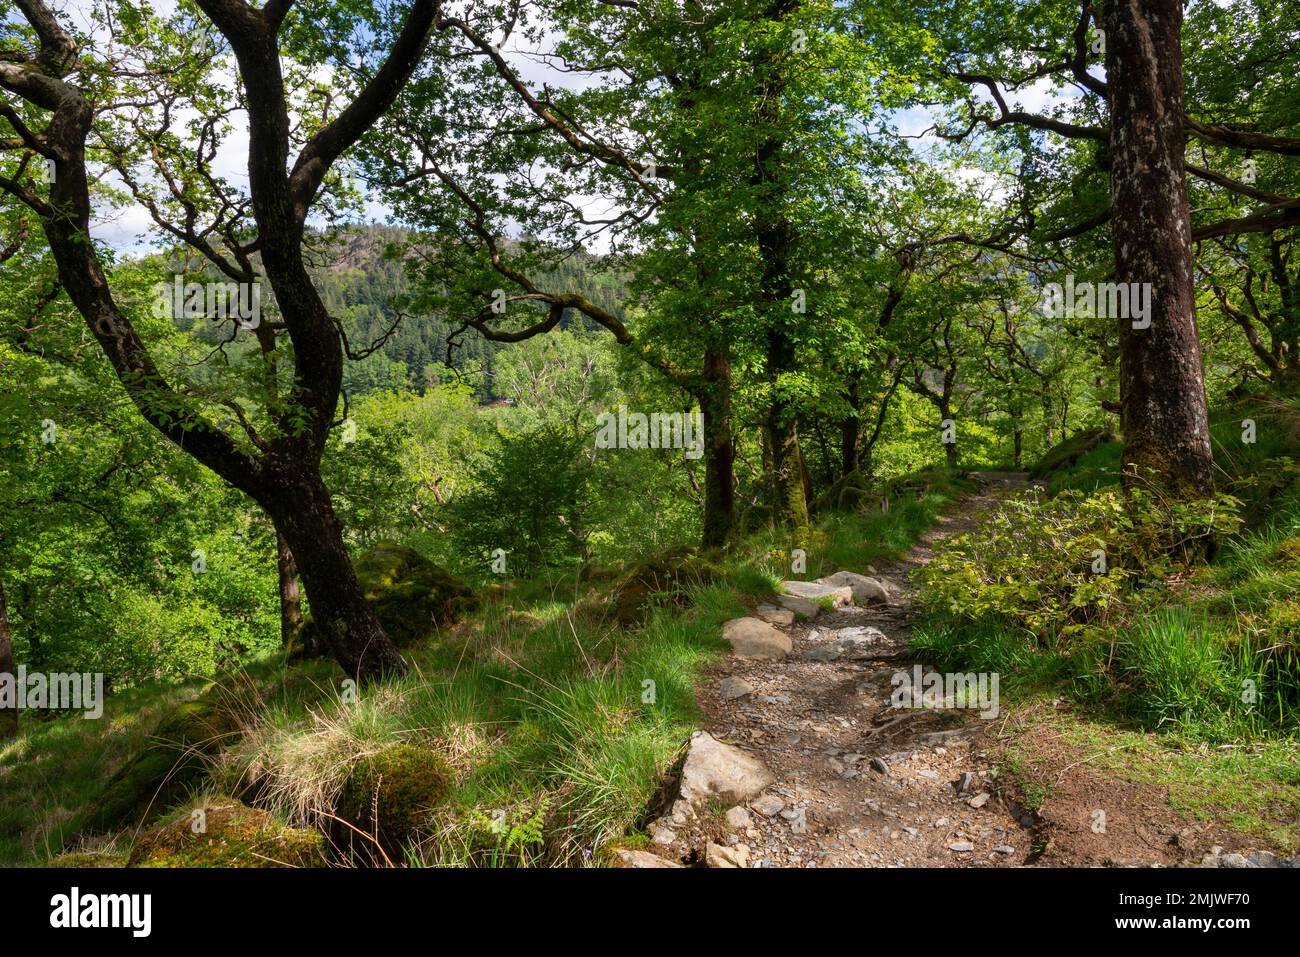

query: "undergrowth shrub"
left=917, top=486, right=1241, bottom=639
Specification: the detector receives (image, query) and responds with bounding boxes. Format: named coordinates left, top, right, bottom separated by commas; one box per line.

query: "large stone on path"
left=679, top=731, right=775, bottom=806
left=722, top=617, right=792, bottom=660
left=755, top=603, right=795, bottom=626
left=706, top=841, right=751, bottom=868
left=614, top=849, right=684, bottom=868
left=816, top=571, right=890, bottom=605
left=780, top=580, right=853, bottom=608
left=776, top=594, right=821, bottom=619
left=802, top=625, right=890, bottom=662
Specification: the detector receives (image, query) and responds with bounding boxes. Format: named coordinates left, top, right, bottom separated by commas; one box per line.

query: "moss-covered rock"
left=293, top=542, right=477, bottom=657
left=811, top=470, right=874, bottom=513
left=336, top=743, right=454, bottom=859
left=67, top=695, right=238, bottom=841
left=42, top=850, right=130, bottom=868
left=577, top=563, right=622, bottom=584
left=505, top=609, right=546, bottom=631
left=1030, top=428, right=1117, bottom=479
left=591, top=546, right=723, bottom=626
left=128, top=797, right=326, bottom=868
left=736, top=503, right=774, bottom=537
left=1276, top=537, right=1300, bottom=563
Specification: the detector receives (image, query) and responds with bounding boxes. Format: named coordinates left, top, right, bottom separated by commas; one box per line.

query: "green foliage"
left=448, top=424, right=591, bottom=577
left=4, top=0, right=1298, bottom=869
left=918, top=487, right=1242, bottom=640
left=1114, top=609, right=1255, bottom=736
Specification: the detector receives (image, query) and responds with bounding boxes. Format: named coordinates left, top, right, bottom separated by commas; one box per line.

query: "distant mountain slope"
left=155, top=224, right=630, bottom=400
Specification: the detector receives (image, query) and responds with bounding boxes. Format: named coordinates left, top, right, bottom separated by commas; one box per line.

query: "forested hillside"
left=0, top=0, right=1297, bottom=899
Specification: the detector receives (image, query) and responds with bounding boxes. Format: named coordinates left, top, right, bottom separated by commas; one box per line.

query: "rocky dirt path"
left=635, top=472, right=1038, bottom=868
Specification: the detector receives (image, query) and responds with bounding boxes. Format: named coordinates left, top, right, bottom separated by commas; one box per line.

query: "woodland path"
left=688, top=471, right=1038, bottom=868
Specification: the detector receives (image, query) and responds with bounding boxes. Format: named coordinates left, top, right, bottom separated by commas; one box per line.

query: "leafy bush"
left=917, top=487, right=1242, bottom=639
left=448, top=424, right=591, bottom=577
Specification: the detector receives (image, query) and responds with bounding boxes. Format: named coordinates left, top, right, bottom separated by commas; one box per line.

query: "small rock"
left=948, top=841, right=974, bottom=852
left=816, top=571, right=890, bottom=604
left=956, top=772, right=977, bottom=794
left=651, top=826, right=676, bottom=846
left=968, top=793, right=991, bottom=809
left=719, top=676, right=755, bottom=700
left=917, top=728, right=977, bottom=745
left=776, top=593, right=821, bottom=618
left=870, top=757, right=890, bottom=775
left=725, top=806, right=752, bottom=830
left=679, top=731, right=776, bottom=806
left=780, top=580, right=854, bottom=607
left=992, top=845, right=1016, bottom=855
left=755, top=604, right=795, bottom=626
left=722, top=618, right=793, bottom=660
left=802, top=626, right=890, bottom=662
left=750, top=794, right=785, bottom=818
left=706, top=841, right=750, bottom=868
left=668, top=799, right=694, bottom=825
left=615, top=849, right=683, bottom=868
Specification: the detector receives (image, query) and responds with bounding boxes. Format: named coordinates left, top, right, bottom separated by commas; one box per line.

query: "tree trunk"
left=770, top=414, right=811, bottom=544
left=752, top=0, right=809, bottom=542
left=940, top=386, right=958, bottom=469
left=261, top=467, right=407, bottom=680
left=0, top=575, right=16, bottom=739
left=13, top=0, right=437, bottom=682
left=841, top=371, right=861, bottom=476
left=700, top=346, right=736, bottom=549
left=763, top=331, right=811, bottom=542
left=277, top=531, right=303, bottom=648
left=1105, top=0, right=1214, bottom=496
left=255, top=315, right=304, bottom=649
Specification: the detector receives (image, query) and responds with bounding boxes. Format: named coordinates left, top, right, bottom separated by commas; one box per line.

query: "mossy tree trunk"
left=841, top=371, right=862, bottom=476
left=255, top=308, right=303, bottom=648
left=1104, top=0, right=1214, bottom=498
left=752, top=0, right=810, bottom=543
left=261, top=468, right=408, bottom=679
left=276, top=531, right=302, bottom=648
left=699, top=345, right=736, bottom=549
